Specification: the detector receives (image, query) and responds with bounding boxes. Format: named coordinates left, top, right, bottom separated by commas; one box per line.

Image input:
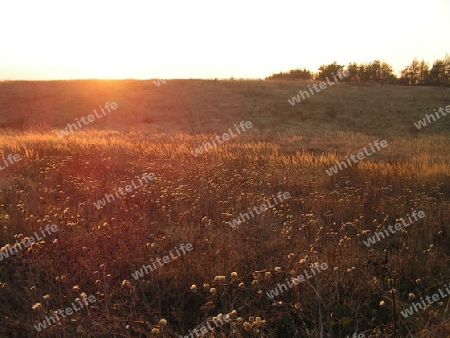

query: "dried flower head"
left=213, top=275, right=226, bottom=282
left=32, top=303, right=42, bottom=310
left=121, top=280, right=131, bottom=288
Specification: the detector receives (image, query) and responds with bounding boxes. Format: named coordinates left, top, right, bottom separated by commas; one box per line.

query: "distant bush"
left=266, top=68, right=312, bottom=81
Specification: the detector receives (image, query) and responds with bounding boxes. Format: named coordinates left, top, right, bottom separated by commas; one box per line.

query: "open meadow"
left=0, top=80, right=449, bottom=337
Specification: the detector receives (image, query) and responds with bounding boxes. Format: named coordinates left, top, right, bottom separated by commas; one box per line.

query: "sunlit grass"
left=0, top=80, right=449, bottom=336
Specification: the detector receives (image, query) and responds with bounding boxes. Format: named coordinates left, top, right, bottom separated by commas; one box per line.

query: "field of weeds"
left=0, top=80, right=449, bottom=337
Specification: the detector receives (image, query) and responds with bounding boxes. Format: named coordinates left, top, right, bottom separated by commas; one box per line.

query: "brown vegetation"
left=0, top=80, right=449, bottom=337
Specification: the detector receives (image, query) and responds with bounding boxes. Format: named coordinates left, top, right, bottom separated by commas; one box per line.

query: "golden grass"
left=0, top=80, right=449, bottom=337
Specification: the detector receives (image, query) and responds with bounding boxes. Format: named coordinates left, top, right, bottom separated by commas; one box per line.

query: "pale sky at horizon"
left=0, top=0, right=449, bottom=80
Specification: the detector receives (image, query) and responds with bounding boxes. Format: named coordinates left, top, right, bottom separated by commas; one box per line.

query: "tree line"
left=265, top=54, right=450, bottom=86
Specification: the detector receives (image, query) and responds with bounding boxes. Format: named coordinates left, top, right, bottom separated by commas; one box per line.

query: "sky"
left=0, top=0, right=449, bottom=80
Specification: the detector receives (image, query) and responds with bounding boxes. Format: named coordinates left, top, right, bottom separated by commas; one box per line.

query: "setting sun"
left=1, top=0, right=449, bottom=80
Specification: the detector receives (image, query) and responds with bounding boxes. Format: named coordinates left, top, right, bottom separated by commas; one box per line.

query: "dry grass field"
left=0, top=80, right=449, bottom=337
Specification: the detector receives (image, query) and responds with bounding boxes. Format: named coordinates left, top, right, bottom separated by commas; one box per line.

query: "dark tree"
left=425, top=59, right=446, bottom=86
left=360, top=60, right=396, bottom=84
left=401, top=59, right=429, bottom=85
left=342, top=62, right=359, bottom=82
left=317, top=62, right=344, bottom=80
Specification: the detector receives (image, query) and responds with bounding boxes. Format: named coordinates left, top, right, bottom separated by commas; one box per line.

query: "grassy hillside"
left=0, top=80, right=449, bottom=337
left=1, top=79, right=449, bottom=136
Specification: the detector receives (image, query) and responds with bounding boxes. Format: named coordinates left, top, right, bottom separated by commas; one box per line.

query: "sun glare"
left=0, top=0, right=449, bottom=79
